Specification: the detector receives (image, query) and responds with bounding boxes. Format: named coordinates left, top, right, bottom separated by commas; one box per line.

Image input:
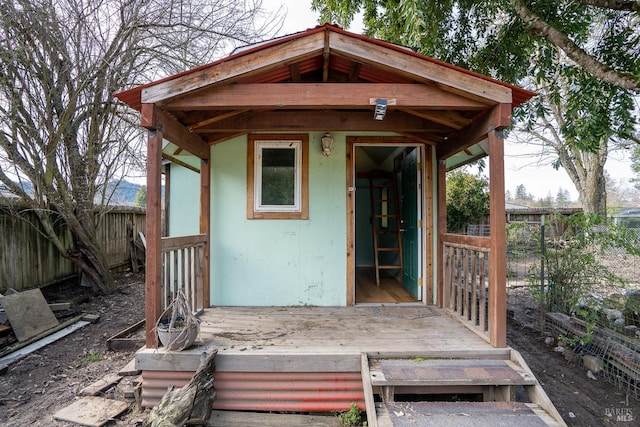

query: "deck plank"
left=138, top=306, right=502, bottom=373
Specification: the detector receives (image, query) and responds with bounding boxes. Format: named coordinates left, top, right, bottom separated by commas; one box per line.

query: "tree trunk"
left=35, top=207, right=116, bottom=295
left=579, top=167, right=607, bottom=215
left=143, top=351, right=217, bottom=427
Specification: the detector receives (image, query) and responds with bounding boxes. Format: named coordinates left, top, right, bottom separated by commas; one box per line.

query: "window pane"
left=261, top=148, right=295, bottom=205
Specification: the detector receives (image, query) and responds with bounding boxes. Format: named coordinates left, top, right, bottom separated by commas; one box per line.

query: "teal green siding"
left=168, top=164, right=200, bottom=237
left=210, top=133, right=347, bottom=306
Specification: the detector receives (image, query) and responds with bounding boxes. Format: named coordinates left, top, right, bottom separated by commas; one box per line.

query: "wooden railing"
left=442, top=234, right=491, bottom=340
left=160, top=234, right=207, bottom=314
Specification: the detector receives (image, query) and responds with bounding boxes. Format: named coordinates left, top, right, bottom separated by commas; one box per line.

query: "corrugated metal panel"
left=213, top=371, right=365, bottom=412
left=141, top=370, right=195, bottom=407
left=140, top=370, right=365, bottom=412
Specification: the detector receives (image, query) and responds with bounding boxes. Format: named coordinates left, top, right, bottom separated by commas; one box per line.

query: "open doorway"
left=352, top=143, right=426, bottom=304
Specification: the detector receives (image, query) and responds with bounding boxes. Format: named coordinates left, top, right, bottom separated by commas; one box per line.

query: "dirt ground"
left=1, top=271, right=639, bottom=426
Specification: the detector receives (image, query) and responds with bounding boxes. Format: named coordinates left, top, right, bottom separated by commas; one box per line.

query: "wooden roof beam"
left=141, top=103, right=210, bottom=160
left=192, top=110, right=441, bottom=133
left=142, top=31, right=325, bottom=104
left=162, top=83, right=490, bottom=110
left=329, top=31, right=512, bottom=105
left=436, top=103, right=512, bottom=160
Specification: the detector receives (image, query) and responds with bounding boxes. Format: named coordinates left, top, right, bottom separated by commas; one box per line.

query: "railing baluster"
left=442, top=234, right=492, bottom=341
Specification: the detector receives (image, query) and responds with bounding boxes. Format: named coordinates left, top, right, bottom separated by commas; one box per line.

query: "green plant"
left=528, top=213, right=638, bottom=343
left=80, top=350, right=100, bottom=365
left=338, top=402, right=366, bottom=426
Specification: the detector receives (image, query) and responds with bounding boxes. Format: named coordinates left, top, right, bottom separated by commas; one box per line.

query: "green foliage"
left=338, top=402, right=366, bottom=426
left=632, top=146, right=640, bottom=190
left=311, top=1, right=639, bottom=154
left=446, top=170, right=489, bottom=233
left=527, top=213, right=639, bottom=343
left=79, top=350, right=100, bottom=365
left=134, top=185, right=147, bottom=208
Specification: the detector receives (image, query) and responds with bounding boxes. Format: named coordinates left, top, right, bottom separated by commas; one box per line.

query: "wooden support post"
left=436, top=158, right=447, bottom=308
left=145, top=126, right=163, bottom=348
left=488, top=129, right=507, bottom=348
left=164, top=164, right=170, bottom=237
left=200, top=158, right=211, bottom=309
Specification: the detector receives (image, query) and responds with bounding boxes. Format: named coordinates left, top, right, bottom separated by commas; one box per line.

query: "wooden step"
left=370, top=358, right=537, bottom=387
left=377, top=401, right=562, bottom=426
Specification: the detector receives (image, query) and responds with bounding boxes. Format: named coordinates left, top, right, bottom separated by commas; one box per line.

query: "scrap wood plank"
left=106, top=319, right=145, bottom=351
left=0, top=319, right=90, bottom=371
left=0, top=288, right=59, bottom=341
left=207, top=410, right=343, bottom=427
left=53, top=396, right=130, bottom=427
left=118, top=358, right=140, bottom=376
left=0, top=315, right=85, bottom=359
left=81, top=373, right=123, bottom=396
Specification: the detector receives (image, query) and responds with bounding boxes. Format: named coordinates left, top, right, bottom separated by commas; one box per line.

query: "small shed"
left=115, top=24, right=535, bottom=349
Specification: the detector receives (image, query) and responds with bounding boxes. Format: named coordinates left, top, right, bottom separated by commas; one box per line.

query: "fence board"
left=0, top=206, right=145, bottom=293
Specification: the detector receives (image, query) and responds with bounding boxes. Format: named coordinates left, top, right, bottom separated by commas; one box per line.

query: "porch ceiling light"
left=321, top=132, right=334, bottom=156
left=374, top=98, right=387, bottom=121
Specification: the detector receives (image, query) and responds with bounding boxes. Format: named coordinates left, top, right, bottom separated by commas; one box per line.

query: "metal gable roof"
left=114, top=23, right=535, bottom=111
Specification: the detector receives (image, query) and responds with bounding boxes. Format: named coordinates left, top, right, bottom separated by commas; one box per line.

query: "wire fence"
left=504, top=218, right=640, bottom=400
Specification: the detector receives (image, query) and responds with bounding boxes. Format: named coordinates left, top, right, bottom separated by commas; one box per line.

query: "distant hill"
left=1, top=179, right=149, bottom=207
left=104, top=180, right=142, bottom=206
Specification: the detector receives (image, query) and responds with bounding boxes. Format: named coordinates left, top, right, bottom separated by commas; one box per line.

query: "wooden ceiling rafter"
left=205, top=132, right=247, bottom=145
left=322, top=30, right=330, bottom=83
left=348, top=62, right=362, bottom=82
left=437, top=103, right=512, bottom=159
left=187, top=109, right=251, bottom=131
left=288, top=63, right=301, bottom=82
left=402, top=109, right=473, bottom=130
left=163, top=152, right=200, bottom=173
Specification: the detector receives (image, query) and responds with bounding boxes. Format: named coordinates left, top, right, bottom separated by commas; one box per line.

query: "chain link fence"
left=505, top=216, right=640, bottom=399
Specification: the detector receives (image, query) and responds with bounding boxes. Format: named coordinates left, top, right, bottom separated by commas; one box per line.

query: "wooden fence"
left=0, top=205, right=146, bottom=293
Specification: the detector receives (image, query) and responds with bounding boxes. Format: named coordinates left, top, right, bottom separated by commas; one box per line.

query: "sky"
left=262, top=0, right=636, bottom=202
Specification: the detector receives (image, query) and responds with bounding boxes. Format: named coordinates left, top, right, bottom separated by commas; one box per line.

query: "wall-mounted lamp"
left=374, top=98, right=387, bottom=121
left=321, top=132, right=334, bottom=156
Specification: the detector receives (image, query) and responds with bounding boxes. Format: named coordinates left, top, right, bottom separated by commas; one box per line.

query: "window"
left=247, top=134, right=308, bottom=219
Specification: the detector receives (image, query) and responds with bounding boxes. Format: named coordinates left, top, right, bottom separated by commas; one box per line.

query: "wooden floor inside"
left=355, top=267, right=418, bottom=303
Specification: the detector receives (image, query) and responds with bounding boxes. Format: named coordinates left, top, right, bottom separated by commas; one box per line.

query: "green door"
left=401, top=148, right=421, bottom=299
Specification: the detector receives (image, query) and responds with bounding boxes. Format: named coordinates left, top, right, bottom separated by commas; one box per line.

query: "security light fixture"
left=374, top=98, right=387, bottom=121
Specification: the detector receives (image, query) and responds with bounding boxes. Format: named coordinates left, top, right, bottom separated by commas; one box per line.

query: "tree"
left=134, top=186, right=147, bottom=208
left=446, top=170, right=490, bottom=234
left=312, top=0, right=639, bottom=214
left=0, top=0, right=281, bottom=293
left=556, top=188, right=571, bottom=208
left=312, top=0, right=640, bottom=92
left=514, top=184, right=534, bottom=204
left=632, top=145, right=640, bottom=190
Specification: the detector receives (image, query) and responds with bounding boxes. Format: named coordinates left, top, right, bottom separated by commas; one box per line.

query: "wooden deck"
left=135, top=306, right=564, bottom=425
left=136, top=306, right=506, bottom=402
left=136, top=306, right=500, bottom=369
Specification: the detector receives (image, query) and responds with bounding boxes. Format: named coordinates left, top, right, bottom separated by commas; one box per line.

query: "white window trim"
left=254, top=140, right=302, bottom=213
